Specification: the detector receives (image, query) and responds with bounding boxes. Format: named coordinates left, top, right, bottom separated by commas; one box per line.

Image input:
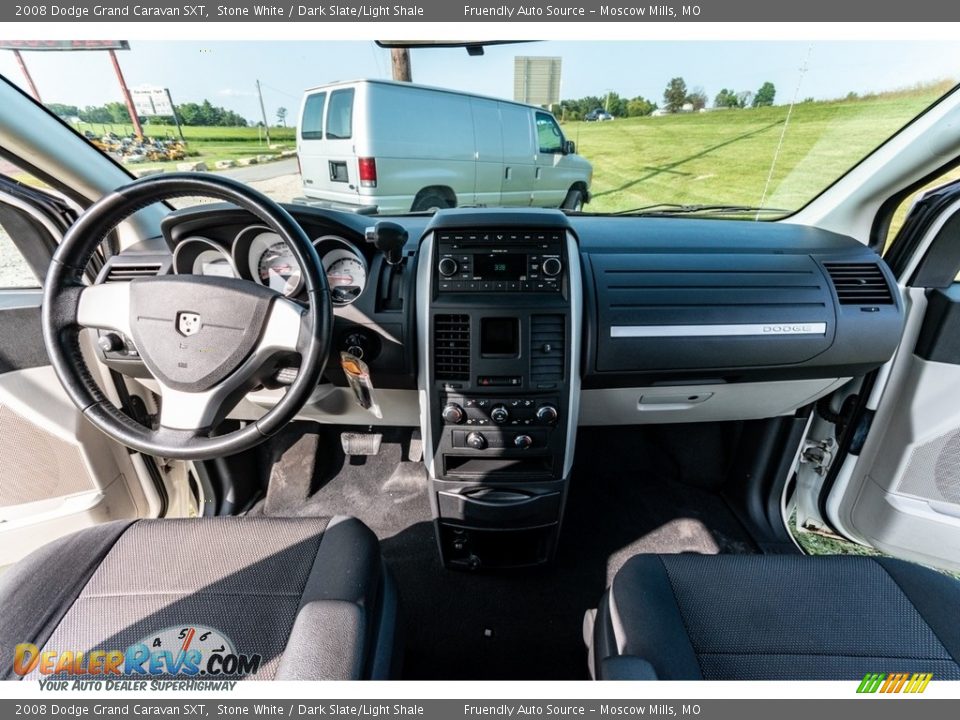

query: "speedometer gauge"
left=257, top=239, right=302, bottom=296
left=237, top=228, right=304, bottom=297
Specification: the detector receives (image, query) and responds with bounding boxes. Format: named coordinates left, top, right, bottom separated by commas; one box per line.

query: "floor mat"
left=251, top=424, right=758, bottom=680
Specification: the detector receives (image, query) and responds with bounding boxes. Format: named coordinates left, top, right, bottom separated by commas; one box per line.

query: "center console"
left=417, top=210, right=581, bottom=569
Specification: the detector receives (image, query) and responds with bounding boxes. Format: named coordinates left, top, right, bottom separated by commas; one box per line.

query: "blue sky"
left=1, top=41, right=959, bottom=122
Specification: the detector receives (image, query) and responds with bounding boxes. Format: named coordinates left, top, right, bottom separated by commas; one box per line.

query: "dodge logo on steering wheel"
left=177, top=312, right=203, bottom=337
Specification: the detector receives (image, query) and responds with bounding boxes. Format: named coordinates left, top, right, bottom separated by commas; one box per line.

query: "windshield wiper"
left=610, top=203, right=791, bottom=217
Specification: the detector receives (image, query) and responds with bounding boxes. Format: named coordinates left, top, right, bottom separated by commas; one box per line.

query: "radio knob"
left=438, top=257, right=459, bottom=277
left=490, top=404, right=510, bottom=424
left=536, top=404, right=559, bottom=425
left=542, top=257, right=563, bottom=277
left=442, top=403, right=465, bottom=424
left=514, top=434, right=534, bottom=450
left=466, top=432, right=488, bottom=450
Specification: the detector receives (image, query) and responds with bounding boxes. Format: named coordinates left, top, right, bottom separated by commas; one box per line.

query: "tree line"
left=661, top=77, right=776, bottom=112
left=560, top=78, right=777, bottom=119
left=45, top=100, right=250, bottom=127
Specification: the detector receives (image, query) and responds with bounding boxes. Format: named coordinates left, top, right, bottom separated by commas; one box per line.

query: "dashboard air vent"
left=104, top=262, right=163, bottom=282
left=530, top=314, right=565, bottom=383
left=434, top=314, right=470, bottom=381
left=824, top=263, right=894, bottom=305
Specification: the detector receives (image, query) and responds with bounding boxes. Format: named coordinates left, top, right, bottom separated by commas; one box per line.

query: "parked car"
left=296, top=79, right=593, bottom=213
left=585, top=108, right=614, bottom=121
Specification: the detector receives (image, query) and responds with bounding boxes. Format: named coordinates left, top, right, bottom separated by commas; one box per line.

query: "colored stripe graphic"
left=857, top=672, right=931, bottom=694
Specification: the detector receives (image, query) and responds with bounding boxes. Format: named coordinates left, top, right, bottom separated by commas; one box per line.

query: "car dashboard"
left=94, top=204, right=903, bottom=567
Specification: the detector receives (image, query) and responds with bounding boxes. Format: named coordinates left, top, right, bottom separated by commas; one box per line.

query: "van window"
left=326, top=89, right=355, bottom=140
left=301, top=93, right=326, bottom=140
left=535, top=112, right=564, bottom=154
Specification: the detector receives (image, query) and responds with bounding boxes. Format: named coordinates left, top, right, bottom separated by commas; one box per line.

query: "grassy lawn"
left=789, top=511, right=960, bottom=580
left=563, top=88, right=949, bottom=215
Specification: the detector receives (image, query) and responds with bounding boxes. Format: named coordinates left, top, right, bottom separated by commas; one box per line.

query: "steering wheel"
left=42, top=173, right=333, bottom=460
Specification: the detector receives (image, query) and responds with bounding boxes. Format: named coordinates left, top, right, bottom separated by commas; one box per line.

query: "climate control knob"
left=466, top=432, right=488, bottom=450
left=536, top=404, right=559, bottom=425
left=542, top=257, right=563, bottom=277
left=514, top=434, right=534, bottom=450
left=442, top=403, right=465, bottom=424
left=490, top=404, right=510, bottom=424
left=438, top=257, right=459, bottom=277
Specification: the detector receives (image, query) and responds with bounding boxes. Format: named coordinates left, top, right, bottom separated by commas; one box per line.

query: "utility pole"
left=391, top=48, right=412, bottom=82
left=256, top=79, right=271, bottom=146
left=108, top=49, right=143, bottom=139
left=12, top=50, right=41, bottom=102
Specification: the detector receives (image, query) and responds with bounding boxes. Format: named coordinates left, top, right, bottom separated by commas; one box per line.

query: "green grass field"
left=563, top=87, right=952, bottom=215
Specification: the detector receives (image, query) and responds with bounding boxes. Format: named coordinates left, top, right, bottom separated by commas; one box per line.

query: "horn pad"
left=127, top=276, right=279, bottom=392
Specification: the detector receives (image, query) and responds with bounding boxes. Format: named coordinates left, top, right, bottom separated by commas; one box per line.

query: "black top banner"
left=3, top=0, right=960, bottom=22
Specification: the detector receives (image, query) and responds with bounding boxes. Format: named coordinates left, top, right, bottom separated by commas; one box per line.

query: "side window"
left=0, top=220, right=39, bottom=289
left=300, top=93, right=326, bottom=140
left=536, top=112, right=564, bottom=154
left=884, top=167, right=960, bottom=253
left=0, top=163, right=54, bottom=289
left=326, top=89, right=355, bottom=140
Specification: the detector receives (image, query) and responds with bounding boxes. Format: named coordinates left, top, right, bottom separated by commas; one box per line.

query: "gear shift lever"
left=365, top=221, right=408, bottom=266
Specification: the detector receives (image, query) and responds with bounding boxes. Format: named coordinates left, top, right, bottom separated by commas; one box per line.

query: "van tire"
left=412, top=190, right=455, bottom=212
left=562, top=188, right=585, bottom=212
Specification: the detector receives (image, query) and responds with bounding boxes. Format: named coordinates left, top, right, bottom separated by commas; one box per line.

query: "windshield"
left=2, top=40, right=958, bottom=218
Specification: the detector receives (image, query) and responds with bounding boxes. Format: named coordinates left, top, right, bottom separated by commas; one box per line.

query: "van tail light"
left=358, top=157, right=377, bottom=188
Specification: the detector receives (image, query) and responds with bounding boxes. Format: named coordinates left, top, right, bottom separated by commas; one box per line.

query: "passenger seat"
left=587, top=554, right=960, bottom=680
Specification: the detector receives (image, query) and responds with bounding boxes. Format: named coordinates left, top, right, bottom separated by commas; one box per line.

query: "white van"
left=296, top=79, right=593, bottom=214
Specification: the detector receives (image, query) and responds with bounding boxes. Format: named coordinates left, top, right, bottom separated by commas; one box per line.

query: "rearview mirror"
left=563, top=140, right=576, bottom=155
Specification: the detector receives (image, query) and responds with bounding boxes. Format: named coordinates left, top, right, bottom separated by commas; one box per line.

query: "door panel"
left=533, top=112, right=569, bottom=207
left=826, top=186, right=960, bottom=573
left=471, top=98, right=503, bottom=208
left=0, top=185, right=146, bottom=567
left=499, top=103, right=535, bottom=207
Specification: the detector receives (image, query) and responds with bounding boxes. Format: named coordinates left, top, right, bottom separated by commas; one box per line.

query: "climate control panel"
left=441, top=395, right=561, bottom=429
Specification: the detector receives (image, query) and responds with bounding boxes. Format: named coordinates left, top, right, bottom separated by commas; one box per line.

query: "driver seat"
left=0, top=516, right=399, bottom=680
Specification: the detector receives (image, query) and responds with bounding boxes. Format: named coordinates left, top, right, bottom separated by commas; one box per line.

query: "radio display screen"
left=475, top=253, right=526, bottom=280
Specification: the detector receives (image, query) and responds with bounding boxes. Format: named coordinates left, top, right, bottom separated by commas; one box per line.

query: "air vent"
left=530, top=314, right=565, bottom=383
left=824, top=263, right=894, bottom=305
left=434, top=314, right=470, bottom=381
left=104, top=262, right=163, bottom=282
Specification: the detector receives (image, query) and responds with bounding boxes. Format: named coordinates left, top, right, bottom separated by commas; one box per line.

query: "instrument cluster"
left=171, top=226, right=368, bottom=306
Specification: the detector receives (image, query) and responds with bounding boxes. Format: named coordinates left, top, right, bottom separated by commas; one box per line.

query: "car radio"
left=435, top=229, right=564, bottom=293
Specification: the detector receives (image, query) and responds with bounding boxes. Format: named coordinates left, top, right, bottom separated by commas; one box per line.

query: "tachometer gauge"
left=326, top=256, right=367, bottom=305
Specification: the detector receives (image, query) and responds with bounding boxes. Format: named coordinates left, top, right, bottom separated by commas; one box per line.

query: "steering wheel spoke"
left=76, top=282, right=134, bottom=336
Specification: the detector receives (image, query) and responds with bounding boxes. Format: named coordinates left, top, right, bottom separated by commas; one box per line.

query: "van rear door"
left=298, top=87, right=362, bottom=207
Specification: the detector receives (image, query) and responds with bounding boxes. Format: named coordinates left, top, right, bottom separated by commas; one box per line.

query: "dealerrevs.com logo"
left=14, top=625, right=262, bottom=689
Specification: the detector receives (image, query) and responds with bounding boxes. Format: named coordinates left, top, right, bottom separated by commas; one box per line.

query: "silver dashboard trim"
left=416, top=231, right=437, bottom=478
left=561, top=230, right=583, bottom=478
left=610, top=322, right=828, bottom=338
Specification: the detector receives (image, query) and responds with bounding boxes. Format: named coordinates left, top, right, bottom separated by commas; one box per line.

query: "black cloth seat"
left=0, top=516, right=398, bottom=680
left=592, top=554, right=960, bottom=681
